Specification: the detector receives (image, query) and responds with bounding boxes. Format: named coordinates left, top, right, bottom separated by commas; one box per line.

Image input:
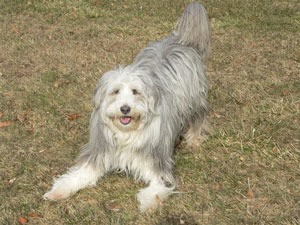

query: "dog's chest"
left=109, top=131, right=151, bottom=173
left=114, top=131, right=140, bottom=148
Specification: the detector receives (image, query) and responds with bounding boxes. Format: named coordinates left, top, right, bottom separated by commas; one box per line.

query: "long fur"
left=44, top=2, right=211, bottom=212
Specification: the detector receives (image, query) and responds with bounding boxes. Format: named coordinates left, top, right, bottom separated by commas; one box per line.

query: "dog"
left=44, top=2, right=211, bottom=212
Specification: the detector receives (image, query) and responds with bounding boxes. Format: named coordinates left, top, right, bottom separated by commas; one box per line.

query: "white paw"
left=43, top=164, right=102, bottom=201
left=43, top=188, right=71, bottom=200
left=137, top=183, right=174, bottom=213
left=43, top=177, right=74, bottom=200
left=43, top=174, right=78, bottom=201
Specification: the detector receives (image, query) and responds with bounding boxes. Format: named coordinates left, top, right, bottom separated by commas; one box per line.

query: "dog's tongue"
left=120, top=116, right=131, bottom=125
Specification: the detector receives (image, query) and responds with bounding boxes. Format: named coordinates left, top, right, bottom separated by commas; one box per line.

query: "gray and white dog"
left=44, top=2, right=211, bottom=212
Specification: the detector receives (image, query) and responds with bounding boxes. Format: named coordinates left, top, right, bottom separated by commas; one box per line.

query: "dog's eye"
left=132, top=89, right=139, bottom=95
left=112, top=89, right=119, bottom=95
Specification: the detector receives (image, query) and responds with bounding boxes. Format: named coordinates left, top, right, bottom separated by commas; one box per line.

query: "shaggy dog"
left=44, top=2, right=211, bottom=212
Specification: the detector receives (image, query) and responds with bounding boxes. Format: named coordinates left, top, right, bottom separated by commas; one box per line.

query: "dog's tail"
left=175, top=2, right=211, bottom=58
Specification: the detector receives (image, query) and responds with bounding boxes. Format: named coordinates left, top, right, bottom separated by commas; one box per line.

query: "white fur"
left=44, top=2, right=211, bottom=212
left=137, top=178, right=174, bottom=212
left=43, top=163, right=103, bottom=200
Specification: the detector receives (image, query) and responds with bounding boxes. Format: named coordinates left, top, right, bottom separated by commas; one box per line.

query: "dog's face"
left=95, top=69, right=158, bottom=132
left=105, top=80, right=145, bottom=132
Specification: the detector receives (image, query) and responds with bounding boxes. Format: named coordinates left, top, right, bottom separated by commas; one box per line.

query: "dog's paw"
left=188, top=137, right=202, bottom=150
left=43, top=188, right=71, bottom=201
left=43, top=191, right=70, bottom=201
left=137, top=184, right=174, bottom=213
left=137, top=191, right=158, bottom=213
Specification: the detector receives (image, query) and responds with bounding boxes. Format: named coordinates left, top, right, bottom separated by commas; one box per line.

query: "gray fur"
left=79, top=1, right=210, bottom=188
left=175, top=1, right=211, bottom=58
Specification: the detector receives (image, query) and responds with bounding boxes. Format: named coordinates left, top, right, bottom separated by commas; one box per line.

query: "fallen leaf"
left=67, top=113, right=81, bottom=121
left=213, top=182, right=222, bottom=192
left=104, top=201, right=122, bottom=212
left=28, top=212, right=43, bottom=218
left=9, top=178, right=16, bottom=184
left=3, top=92, right=13, bottom=98
left=26, top=121, right=35, bottom=133
left=282, top=89, right=290, bottom=96
left=17, top=113, right=27, bottom=123
left=18, top=217, right=28, bottom=224
left=246, top=188, right=255, bottom=198
left=180, top=219, right=186, bottom=225
left=53, top=81, right=60, bottom=88
left=95, top=0, right=101, bottom=6
left=252, top=55, right=258, bottom=62
left=213, top=112, right=222, bottom=118
left=0, top=120, right=13, bottom=128
left=0, top=112, right=3, bottom=118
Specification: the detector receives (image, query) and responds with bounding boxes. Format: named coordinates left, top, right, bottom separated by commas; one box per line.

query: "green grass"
left=1, top=0, right=300, bottom=224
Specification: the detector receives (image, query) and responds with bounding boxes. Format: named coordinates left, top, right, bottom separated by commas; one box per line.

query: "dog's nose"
left=120, top=105, right=131, bottom=114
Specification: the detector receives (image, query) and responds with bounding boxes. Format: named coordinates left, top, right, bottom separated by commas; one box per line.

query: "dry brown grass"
left=1, top=0, right=300, bottom=224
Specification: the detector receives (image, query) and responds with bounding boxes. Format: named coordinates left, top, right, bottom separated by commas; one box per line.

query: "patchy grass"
left=1, top=0, right=299, bottom=224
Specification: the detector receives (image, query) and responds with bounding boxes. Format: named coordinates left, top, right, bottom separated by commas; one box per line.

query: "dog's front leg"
left=43, top=162, right=104, bottom=200
left=137, top=177, right=174, bottom=212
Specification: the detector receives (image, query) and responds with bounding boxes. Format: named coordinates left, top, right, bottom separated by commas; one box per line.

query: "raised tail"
left=175, top=2, right=211, bottom=58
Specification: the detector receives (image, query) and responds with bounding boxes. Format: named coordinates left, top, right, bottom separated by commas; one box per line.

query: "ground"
left=0, top=0, right=299, bottom=224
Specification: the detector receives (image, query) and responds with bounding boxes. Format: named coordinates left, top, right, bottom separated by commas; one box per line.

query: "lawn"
left=0, top=0, right=299, bottom=224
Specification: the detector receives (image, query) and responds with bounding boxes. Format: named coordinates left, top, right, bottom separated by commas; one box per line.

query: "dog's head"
left=94, top=67, right=158, bottom=132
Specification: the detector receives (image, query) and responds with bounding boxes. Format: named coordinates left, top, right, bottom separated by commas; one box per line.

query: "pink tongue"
left=120, top=117, right=131, bottom=125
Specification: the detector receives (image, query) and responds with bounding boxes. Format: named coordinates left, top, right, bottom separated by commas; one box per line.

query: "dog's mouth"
left=120, top=116, right=132, bottom=125
left=108, top=113, right=142, bottom=131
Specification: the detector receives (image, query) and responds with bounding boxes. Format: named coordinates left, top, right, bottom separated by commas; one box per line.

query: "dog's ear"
left=147, top=89, right=159, bottom=114
left=93, top=81, right=106, bottom=109
left=142, top=76, right=160, bottom=114
left=93, top=70, right=117, bottom=109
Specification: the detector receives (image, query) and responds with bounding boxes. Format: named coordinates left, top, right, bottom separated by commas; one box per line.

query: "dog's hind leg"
left=183, top=116, right=210, bottom=149
left=43, top=161, right=105, bottom=200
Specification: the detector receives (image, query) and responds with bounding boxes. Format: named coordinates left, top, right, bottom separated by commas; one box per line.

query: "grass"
left=1, top=0, right=300, bottom=224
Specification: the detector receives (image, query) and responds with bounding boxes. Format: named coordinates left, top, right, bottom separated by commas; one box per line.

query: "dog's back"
left=132, top=1, right=211, bottom=113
